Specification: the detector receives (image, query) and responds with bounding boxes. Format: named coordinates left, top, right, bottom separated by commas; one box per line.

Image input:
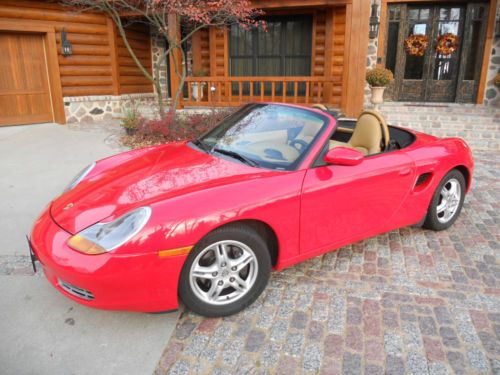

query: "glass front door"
left=384, top=3, right=489, bottom=103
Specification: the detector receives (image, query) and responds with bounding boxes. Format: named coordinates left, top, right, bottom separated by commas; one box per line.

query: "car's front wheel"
left=178, top=224, right=271, bottom=317
left=423, top=169, right=466, bottom=231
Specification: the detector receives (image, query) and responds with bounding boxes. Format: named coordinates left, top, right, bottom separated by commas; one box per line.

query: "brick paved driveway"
left=155, top=151, right=499, bottom=375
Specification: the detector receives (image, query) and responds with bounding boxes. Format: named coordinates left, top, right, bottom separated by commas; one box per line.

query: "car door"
left=299, top=150, right=416, bottom=255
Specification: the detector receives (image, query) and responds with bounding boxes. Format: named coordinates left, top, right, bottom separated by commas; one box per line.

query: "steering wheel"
left=290, top=139, right=308, bottom=151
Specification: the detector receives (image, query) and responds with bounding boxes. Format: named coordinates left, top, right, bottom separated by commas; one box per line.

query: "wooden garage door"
left=0, top=32, right=53, bottom=126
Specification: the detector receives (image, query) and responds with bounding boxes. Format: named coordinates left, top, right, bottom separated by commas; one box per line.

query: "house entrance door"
left=385, top=3, right=489, bottom=103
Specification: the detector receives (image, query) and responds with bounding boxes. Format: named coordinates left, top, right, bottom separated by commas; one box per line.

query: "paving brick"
left=342, top=352, right=362, bottom=375
left=419, top=316, right=438, bottom=336
left=154, top=152, right=499, bottom=374
left=324, top=334, right=343, bottom=359
left=423, top=336, right=445, bottom=362
left=345, top=325, right=363, bottom=352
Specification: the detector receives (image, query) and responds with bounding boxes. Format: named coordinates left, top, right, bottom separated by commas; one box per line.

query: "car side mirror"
left=324, top=147, right=364, bottom=166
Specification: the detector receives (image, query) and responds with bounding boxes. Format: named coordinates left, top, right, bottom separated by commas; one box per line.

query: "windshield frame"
left=192, top=103, right=331, bottom=171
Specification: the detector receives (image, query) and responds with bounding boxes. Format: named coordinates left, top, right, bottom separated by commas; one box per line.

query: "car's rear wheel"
left=423, top=170, right=465, bottom=231
left=178, top=224, right=271, bottom=317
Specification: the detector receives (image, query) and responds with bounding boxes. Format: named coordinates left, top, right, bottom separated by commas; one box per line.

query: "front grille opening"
left=58, top=279, right=94, bottom=301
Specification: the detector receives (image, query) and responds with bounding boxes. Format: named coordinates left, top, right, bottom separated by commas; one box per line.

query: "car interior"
left=205, top=103, right=415, bottom=169
left=311, top=103, right=415, bottom=150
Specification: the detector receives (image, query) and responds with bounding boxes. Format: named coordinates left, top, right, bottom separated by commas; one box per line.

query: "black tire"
left=423, top=169, right=466, bottom=231
left=178, top=224, right=271, bottom=317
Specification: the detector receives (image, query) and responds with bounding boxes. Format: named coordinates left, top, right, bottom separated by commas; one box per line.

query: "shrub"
left=366, top=67, right=394, bottom=87
left=120, top=105, right=142, bottom=130
left=123, top=107, right=235, bottom=148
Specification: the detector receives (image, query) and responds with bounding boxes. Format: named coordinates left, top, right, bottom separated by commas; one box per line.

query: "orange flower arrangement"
left=436, top=33, right=459, bottom=55
left=404, top=34, right=429, bottom=57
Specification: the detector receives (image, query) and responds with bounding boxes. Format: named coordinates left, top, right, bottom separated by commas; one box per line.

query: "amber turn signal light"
left=158, top=246, right=193, bottom=258
left=68, top=235, right=107, bottom=255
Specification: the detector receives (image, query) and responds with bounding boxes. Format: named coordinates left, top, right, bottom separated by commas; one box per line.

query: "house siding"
left=0, top=0, right=154, bottom=124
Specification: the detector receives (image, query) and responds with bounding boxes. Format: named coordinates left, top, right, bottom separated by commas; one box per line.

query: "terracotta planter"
left=370, top=86, right=386, bottom=110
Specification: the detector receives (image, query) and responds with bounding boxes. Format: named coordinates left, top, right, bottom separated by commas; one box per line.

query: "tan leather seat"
left=329, top=110, right=390, bottom=155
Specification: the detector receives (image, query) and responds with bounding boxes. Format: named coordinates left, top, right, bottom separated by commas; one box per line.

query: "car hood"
left=50, top=142, right=275, bottom=234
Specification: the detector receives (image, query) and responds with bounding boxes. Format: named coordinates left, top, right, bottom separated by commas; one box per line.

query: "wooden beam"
left=252, top=0, right=352, bottom=8
left=477, top=0, right=498, bottom=104
left=167, top=13, right=182, bottom=107
left=342, top=0, right=370, bottom=117
left=341, top=4, right=352, bottom=112
left=209, top=27, right=218, bottom=77
left=107, top=18, right=120, bottom=95
left=191, top=30, right=202, bottom=74
left=323, top=8, right=334, bottom=102
left=377, top=0, right=388, bottom=67
left=45, top=28, right=66, bottom=124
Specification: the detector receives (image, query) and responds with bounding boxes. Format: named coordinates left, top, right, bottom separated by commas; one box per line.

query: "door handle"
left=399, top=168, right=412, bottom=176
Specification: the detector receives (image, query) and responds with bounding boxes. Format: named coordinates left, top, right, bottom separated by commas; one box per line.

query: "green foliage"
left=366, top=67, right=394, bottom=87
left=120, top=105, right=142, bottom=130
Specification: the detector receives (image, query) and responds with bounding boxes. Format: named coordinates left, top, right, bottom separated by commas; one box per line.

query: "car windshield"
left=195, top=104, right=328, bottom=170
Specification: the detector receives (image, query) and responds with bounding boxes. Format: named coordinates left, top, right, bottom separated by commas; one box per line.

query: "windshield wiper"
left=213, top=148, right=259, bottom=167
left=192, top=139, right=211, bottom=153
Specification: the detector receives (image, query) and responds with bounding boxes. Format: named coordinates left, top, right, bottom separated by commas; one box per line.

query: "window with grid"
left=229, top=15, right=312, bottom=95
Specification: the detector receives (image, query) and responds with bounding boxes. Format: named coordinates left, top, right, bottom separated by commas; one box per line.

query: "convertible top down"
left=30, top=103, right=473, bottom=316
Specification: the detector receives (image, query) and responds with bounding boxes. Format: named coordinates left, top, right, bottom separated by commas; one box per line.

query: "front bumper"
left=30, top=206, right=186, bottom=312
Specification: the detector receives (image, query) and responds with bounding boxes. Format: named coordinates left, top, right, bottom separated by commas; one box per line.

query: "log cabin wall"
left=116, top=23, right=153, bottom=95
left=0, top=0, right=153, bottom=125
left=190, top=6, right=348, bottom=109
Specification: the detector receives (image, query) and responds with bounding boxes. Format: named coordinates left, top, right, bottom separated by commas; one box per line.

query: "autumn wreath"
left=404, top=34, right=429, bottom=57
left=436, top=33, right=459, bottom=55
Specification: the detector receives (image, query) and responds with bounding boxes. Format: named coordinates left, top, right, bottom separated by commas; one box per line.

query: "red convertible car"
left=30, top=103, right=473, bottom=316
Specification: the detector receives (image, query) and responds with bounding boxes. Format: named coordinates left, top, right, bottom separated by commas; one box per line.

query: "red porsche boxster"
left=29, top=103, right=473, bottom=316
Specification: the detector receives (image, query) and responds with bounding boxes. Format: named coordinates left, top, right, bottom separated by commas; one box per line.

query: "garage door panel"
left=0, top=32, right=53, bottom=126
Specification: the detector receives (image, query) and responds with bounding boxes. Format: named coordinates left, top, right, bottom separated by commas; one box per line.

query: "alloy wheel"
left=436, top=178, right=461, bottom=223
left=189, top=240, right=258, bottom=306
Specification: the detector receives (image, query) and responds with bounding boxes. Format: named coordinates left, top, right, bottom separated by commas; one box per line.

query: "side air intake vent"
left=416, top=173, right=431, bottom=187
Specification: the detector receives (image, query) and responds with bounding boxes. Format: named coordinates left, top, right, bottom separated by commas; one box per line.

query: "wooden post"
left=342, top=0, right=370, bottom=117
left=477, top=0, right=498, bottom=104
left=107, top=18, right=120, bottom=95
left=168, top=13, right=183, bottom=108
left=323, top=8, right=334, bottom=104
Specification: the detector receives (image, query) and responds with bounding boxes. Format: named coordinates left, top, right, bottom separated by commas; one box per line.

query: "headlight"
left=68, top=207, right=152, bottom=255
left=64, top=162, right=96, bottom=192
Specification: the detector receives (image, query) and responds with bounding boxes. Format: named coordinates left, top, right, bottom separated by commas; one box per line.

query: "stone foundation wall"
left=378, top=103, right=499, bottom=151
left=64, top=94, right=157, bottom=123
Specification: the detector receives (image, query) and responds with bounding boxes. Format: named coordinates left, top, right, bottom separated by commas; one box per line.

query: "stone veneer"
left=64, top=28, right=170, bottom=124
left=151, top=31, right=169, bottom=100
left=64, top=93, right=157, bottom=123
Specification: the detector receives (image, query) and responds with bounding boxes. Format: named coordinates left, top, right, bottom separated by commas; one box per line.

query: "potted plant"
left=121, top=106, right=142, bottom=135
left=366, top=67, right=394, bottom=110
left=191, top=68, right=208, bottom=102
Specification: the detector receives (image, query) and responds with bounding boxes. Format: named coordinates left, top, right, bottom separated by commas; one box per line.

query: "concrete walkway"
left=0, top=122, right=179, bottom=375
